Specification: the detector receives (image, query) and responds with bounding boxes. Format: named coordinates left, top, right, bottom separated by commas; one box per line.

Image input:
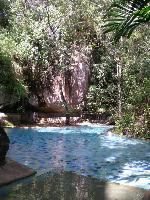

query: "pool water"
left=7, top=125, right=150, bottom=189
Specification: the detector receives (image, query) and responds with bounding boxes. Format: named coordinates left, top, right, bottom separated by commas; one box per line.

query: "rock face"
left=30, top=45, right=91, bottom=108
left=0, top=45, right=91, bottom=109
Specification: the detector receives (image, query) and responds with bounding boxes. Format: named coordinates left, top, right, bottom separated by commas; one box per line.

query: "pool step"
left=0, top=158, right=36, bottom=187
left=0, top=171, right=149, bottom=200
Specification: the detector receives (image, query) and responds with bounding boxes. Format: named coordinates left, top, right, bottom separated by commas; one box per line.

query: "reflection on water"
left=7, top=126, right=150, bottom=189
left=0, top=172, right=146, bottom=200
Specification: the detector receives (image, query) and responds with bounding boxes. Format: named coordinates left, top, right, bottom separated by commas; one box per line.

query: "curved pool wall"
left=7, top=125, right=150, bottom=189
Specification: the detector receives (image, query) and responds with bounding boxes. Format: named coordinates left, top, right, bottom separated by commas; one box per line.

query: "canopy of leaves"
left=104, top=0, right=150, bottom=42
left=0, top=0, right=104, bottom=102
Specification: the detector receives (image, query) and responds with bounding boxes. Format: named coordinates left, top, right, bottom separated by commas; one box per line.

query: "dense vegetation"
left=0, top=0, right=149, bottom=138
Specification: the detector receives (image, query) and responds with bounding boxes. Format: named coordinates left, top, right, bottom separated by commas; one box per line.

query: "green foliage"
left=0, top=0, right=149, bottom=139
left=104, top=0, right=150, bottom=42
left=0, top=0, right=102, bottom=104
left=115, top=26, right=150, bottom=138
left=0, top=31, right=27, bottom=99
left=85, top=56, right=117, bottom=114
left=0, top=0, right=10, bottom=28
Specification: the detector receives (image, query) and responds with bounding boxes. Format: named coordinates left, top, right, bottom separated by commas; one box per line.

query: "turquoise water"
left=7, top=126, right=150, bottom=189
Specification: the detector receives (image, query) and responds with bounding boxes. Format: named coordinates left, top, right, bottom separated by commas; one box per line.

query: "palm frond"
left=104, top=0, right=150, bottom=42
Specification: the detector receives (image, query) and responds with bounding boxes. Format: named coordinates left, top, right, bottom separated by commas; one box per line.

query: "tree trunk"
left=117, top=63, right=122, bottom=118
left=60, top=84, right=70, bottom=125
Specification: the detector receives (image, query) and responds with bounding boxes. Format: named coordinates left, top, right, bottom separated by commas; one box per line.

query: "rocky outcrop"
left=29, top=44, right=91, bottom=109
left=0, top=44, right=91, bottom=111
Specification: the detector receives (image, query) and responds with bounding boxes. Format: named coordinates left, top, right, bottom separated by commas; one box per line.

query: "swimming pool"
left=7, top=125, right=150, bottom=189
